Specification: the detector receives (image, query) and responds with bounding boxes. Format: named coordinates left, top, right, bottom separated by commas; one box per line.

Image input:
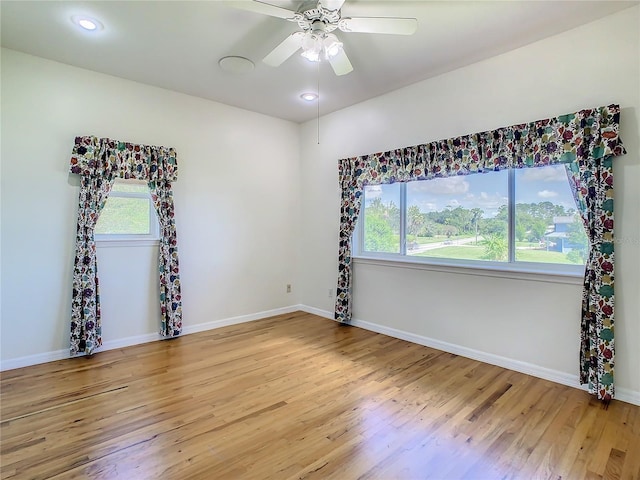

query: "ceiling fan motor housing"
left=296, top=6, right=340, bottom=33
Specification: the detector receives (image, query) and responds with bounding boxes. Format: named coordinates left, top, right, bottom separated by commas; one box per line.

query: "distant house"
left=544, top=216, right=579, bottom=253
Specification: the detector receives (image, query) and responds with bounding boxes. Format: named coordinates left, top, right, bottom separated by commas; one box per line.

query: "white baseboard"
left=182, top=305, right=301, bottom=335
left=0, top=305, right=301, bottom=372
left=299, top=304, right=334, bottom=320
left=297, top=305, right=640, bottom=407
left=0, top=348, right=70, bottom=372
left=617, top=388, right=640, bottom=406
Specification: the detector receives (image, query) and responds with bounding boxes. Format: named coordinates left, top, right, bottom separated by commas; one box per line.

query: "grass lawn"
left=411, top=245, right=487, bottom=261
left=411, top=245, right=583, bottom=265
left=515, top=241, right=541, bottom=248
left=516, top=249, right=582, bottom=264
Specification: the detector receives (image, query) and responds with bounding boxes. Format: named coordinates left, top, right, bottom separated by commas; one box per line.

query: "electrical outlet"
left=328, top=288, right=333, bottom=298
left=286, top=284, right=291, bottom=293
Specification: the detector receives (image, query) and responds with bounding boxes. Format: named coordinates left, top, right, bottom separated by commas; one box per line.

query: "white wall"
left=298, top=7, right=640, bottom=402
left=1, top=48, right=301, bottom=363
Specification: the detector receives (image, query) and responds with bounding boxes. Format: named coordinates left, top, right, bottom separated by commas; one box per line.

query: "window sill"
left=353, top=255, right=585, bottom=285
left=96, top=239, right=160, bottom=248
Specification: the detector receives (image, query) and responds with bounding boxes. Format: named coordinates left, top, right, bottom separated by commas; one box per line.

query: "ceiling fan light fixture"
left=301, top=32, right=318, bottom=51
left=301, top=48, right=321, bottom=62
left=323, top=33, right=342, bottom=59
left=301, top=32, right=322, bottom=62
left=301, top=31, right=343, bottom=63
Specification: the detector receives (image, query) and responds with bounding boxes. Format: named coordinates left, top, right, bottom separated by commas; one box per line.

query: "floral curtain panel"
left=335, top=104, right=625, bottom=400
left=565, top=156, right=615, bottom=400
left=69, top=136, right=183, bottom=355
left=69, top=175, right=113, bottom=355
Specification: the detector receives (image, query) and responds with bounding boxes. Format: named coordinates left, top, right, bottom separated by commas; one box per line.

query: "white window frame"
left=95, top=179, right=160, bottom=247
left=353, top=168, right=586, bottom=284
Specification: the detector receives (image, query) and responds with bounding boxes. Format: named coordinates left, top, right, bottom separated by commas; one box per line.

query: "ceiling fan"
left=235, top=0, right=418, bottom=76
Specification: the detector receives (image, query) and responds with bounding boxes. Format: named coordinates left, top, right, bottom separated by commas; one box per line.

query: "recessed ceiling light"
left=218, top=56, right=255, bottom=74
left=300, top=93, right=318, bottom=102
left=71, top=15, right=103, bottom=32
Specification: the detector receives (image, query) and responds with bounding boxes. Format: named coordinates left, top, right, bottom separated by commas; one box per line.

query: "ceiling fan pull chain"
left=317, top=60, right=321, bottom=145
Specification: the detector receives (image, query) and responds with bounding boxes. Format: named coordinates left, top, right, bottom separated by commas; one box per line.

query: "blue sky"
left=365, top=165, right=577, bottom=218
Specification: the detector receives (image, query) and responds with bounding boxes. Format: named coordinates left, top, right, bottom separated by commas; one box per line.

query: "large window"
left=355, top=165, right=587, bottom=274
left=95, top=179, right=159, bottom=241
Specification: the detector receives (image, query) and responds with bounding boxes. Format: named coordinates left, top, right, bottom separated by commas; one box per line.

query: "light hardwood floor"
left=1, top=312, right=638, bottom=479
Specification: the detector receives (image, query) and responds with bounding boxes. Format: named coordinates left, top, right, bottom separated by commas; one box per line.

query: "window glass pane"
left=406, top=171, right=508, bottom=262
left=362, top=183, right=401, bottom=253
left=514, top=165, right=586, bottom=265
left=95, top=197, right=151, bottom=235
left=111, top=180, right=149, bottom=194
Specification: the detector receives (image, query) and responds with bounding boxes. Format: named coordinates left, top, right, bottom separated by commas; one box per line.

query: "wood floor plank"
left=1, top=312, right=639, bottom=479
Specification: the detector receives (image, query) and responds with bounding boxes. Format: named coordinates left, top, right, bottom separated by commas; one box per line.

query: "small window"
left=355, top=165, right=587, bottom=275
left=95, top=179, right=159, bottom=242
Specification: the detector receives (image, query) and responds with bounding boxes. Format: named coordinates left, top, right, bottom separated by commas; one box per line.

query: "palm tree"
left=407, top=205, right=425, bottom=236
left=471, top=208, right=483, bottom=245
left=483, top=234, right=508, bottom=261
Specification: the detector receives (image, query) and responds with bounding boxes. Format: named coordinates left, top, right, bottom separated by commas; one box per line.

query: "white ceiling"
left=1, top=1, right=637, bottom=123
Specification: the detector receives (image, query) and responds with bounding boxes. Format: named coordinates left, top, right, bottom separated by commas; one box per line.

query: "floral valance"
left=339, top=104, right=624, bottom=190
left=69, top=135, right=178, bottom=182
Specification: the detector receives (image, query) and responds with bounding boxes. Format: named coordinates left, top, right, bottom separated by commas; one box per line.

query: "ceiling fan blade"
left=328, top=48, right=353, bottom=76
left=339, top=17, right=418, bottom=35
left=319, top=0, right=346, bottom=11
left=232, top=0, right=298, bottom=20
left=263, top=32, right=304, bottom=67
